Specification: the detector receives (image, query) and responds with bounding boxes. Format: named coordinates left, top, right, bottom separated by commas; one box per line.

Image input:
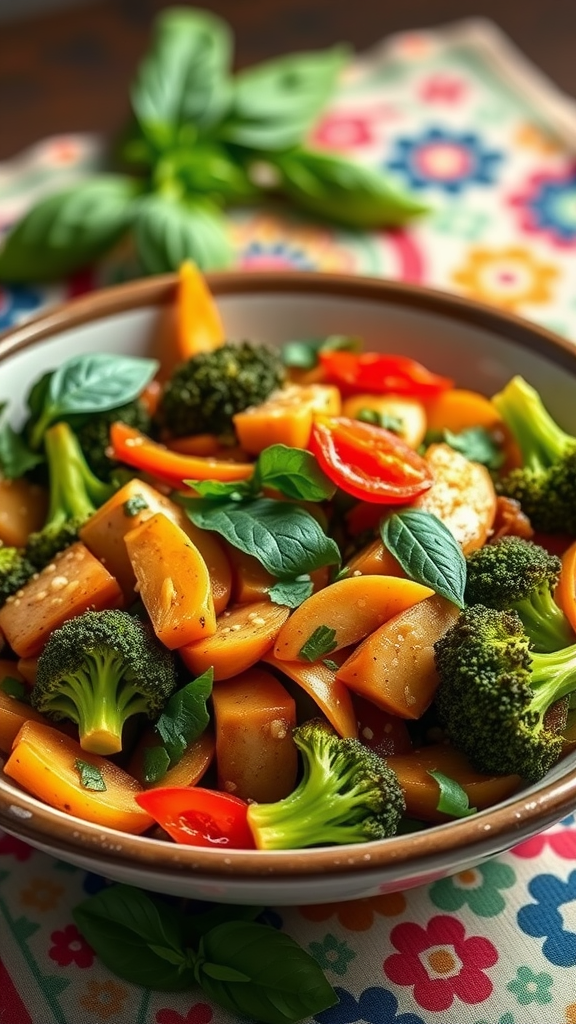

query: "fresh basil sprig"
left=187, top=498, right=340, bottom=580
left=187, top=443, right=336, bottom=503
left=0, top=7, right=425, bottom=282
left=380, top=510, right=466, bottom=608
left=26, top=353, right=159, bottom=449
left=428, top=770, right=477, bottom=818
left=73, top=884, right=338, bottom=1021
left=144, top=669, right=213, bottom=783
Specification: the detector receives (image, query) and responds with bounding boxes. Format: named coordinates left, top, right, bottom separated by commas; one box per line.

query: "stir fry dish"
left=1, top=263, right=576, bottom=850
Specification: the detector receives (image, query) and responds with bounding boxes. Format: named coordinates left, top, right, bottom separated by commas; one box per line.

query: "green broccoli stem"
left=44, top=649, right=151, bottom=755
left=515, top=588, right=575, bottom=653
left=530, top=646, right=576, bottom=719
left=492, top=376, right=571, bottom=472
left=44, top=422, right=114, bottom=525
left=247, top=757, right=371, bottom=850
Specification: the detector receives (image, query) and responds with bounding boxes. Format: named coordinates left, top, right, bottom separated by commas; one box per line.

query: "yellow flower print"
left=515, top=123, right=563, bottom=155
left=20, top=877, right=64, bottom=912
left=79, top=979, right=129, bottom=1020
left=299, top=891, right=406, bottom=931
left=452, top=246, right=559, bottom=311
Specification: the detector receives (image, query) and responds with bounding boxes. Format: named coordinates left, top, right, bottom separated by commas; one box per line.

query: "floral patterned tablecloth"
left=1, top=18, right=576, bottom=1024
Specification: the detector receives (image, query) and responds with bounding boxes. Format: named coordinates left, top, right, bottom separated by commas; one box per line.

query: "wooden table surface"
left=1, top=0, right=575, bottom=161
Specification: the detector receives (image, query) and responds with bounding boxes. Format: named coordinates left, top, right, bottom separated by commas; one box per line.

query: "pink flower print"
left=49, top=923, right=94, bottom=968
left=512, top=825, right=576, bottom=860
left=156, top=1005, right=213, bottom=1024
left=419, top=74, right=467, bottom=103
left=384, top=915, right=498, bottom=1012
left=311, top=113, right=376, bottom=151
left=0, top=832, right=34, bottom=860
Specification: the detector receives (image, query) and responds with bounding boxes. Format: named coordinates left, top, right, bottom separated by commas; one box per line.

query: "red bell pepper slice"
left=319, top=351, right=453, bottom=398
left=109, top=422, right=254, bottom=490
left=135, top=786, right=256, bottom=849
left=310, top=416, right=434, bottom=504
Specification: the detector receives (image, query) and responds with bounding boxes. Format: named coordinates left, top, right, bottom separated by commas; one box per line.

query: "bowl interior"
left=0, top=271, right=575, bottom=902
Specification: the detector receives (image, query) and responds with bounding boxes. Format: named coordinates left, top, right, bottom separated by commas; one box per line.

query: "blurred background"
left=1, top=0, right=575, bottom=161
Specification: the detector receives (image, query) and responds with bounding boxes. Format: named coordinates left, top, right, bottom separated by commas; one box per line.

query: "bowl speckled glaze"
left=1, top=271, right=575, bottom=905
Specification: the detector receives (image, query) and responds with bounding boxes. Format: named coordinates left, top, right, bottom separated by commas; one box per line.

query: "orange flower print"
left=515, top=123, right=563, bottom=155
left=566, top=1003, right=576, bottom=1024
left=79, top=979, right=129, bottom=1020
left=20, top=877, right=64, bottom=912
left=452, top=246, right=559, bottom=311
left=299, top=891, right=406, bottom=931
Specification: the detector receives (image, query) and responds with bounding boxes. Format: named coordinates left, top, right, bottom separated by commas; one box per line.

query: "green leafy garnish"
left=381, top=510, right=467, bottom=608
left=0, top=676, right=30, bottom=701
left=299, top=625, right=338, bottom=662
left=0, top=7, right=424, bottom=282
left=281, top=335, right=362, bottom=371
left=187, top=443, right=335, bottom=503
left=73, top=883, right=338, bottom=1019
left=74, top=760, right=107, bottom=792
left=123, top=494, right=150, bottom=517
left=143, top=669, right=214, bottom=784
left=356, top=407, right=404, bottom=434
left=0, top=404, right=45, bottom=479
left=269, top=577, right=314, bottom=609
left=322, top=659, right=340, bottom=672
left=425, top=426, right=505, bottom=471
left=187, top=498, right=340, bottom=580
left=428, top=770, right=477, bottom=818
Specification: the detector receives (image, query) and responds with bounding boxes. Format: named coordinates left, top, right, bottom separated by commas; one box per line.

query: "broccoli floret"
left=25, top=422, right=115, bottom=570
left=492, top=375, right=576, bottom=533
left=32, top=609, right=177, bottom=755
left=246, top=719, right=405, bottom=849
left=73, top=400, right=152, bottom=481
left=158, top=341, right=286, bottom=437
left=0, top=545, right=35, bottom=606
left=464, top=536, right=574, bottom=652
left=434, top=604, right=576, bottom=783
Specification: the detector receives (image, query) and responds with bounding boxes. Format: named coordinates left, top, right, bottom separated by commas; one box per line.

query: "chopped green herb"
left=123, top=494, right=150, bottom=517
left=269, top=577, right=314, bottom=609
left=299, top=625, right=338, bottom=662
left=428, top=770, right=477, bottom=818
left=356, top=407, right=404, bottom=435
left=322, top=659, right=340, bottom=672
left=74, top=760, right=107, bottom=792
left=0, top=676, right=30, bottom=701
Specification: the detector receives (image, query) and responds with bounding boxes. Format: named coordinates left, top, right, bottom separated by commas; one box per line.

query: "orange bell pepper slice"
left=176, top=260, right=224, bottom=360
left=109, top=423, right=254, bottom=489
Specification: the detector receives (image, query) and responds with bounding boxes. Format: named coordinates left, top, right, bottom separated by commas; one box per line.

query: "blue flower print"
left=386, top=127, right=502, bottom=193
left=517, top=870, right=576, bottom=967
left=0, top=283, right=44, bottom=329
left=314, top=985, right=425, bottom=1024
left=512, top=168, right=576, bottom=245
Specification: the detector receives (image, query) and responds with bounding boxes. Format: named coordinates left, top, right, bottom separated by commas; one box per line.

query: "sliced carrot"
left=0, top=542, right=123, bottom=658
left=110, top=423, right=254, bottom=490
left=125, top=512, right=216, bottom=649
left=80, top=478, right=231, bottom=613
left=336, top=595, right=460, bottom=718
left=233, top=383, right=341, bottom=455
left=164, top=434, right=222, bottom=457
left=262, top=648, right=357, bottom=738
left=346, top=538, right=405, bottom=579
left=179, top=600, right=290, bottom=681
left=557, top=538, right=576, bottom=632
left=128, top=728, right=215, bottom=789
left=4, top=720, right=153, bottom=833
left=387, top=744, right=522, bottom=823
left=0, top=477, right=48, bottom=548
left=212, top=668, right=298, bottom=803
left=273, top=575, right=433, bottom=662
left=341, top=393, right=427, bottom=448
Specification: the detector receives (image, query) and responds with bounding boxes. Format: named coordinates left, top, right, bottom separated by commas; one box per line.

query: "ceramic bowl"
left=1, top=271, right=575, bottom=905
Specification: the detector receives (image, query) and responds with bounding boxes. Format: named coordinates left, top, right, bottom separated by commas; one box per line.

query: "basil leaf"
left=255, top=445, right=336, bottom=501
left=184, top=904, right=264, bottom=943
left=381, top=510, right=466, bottom=608
left=30, top=353, right=159, bottom=445
left=441, top=427, right=505, bottom=471
left=143, top=745, right=171, bottom=785
left=281, top=335, right=362, bottom=371
left=154, top=669, right=214, bottom=769
left=196, top=921, right=338, bottom=1023
left=73, top=884, right=195, bottom=991
left=134, top=193, right=232, bottom=274
left=428, top=770, right=477, bottom=818
left=74, top=760, right=107, bottom=792
left=157, top=143, right=258, bottom=203
left=274, top=148, right=428, bottom=228
left=299, top=625, right=338, bottom=661
left=221, top=47, right=348, bottom=151
left=187, top=498, right=340, bottom=579
left=186, top=479, right=254, bottom=501
left=131, top=7, right=232, bottom=148
left=0, top=418, right=44, bottom=479
left=0, top=677, right=30, bottom=701
left=0, top=176, right=139, bottom=282
left=269, top=577, right=314, bottom=609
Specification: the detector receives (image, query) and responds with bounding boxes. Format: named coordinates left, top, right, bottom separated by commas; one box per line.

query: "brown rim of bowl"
left=0, top=269, right=575, bottom=880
